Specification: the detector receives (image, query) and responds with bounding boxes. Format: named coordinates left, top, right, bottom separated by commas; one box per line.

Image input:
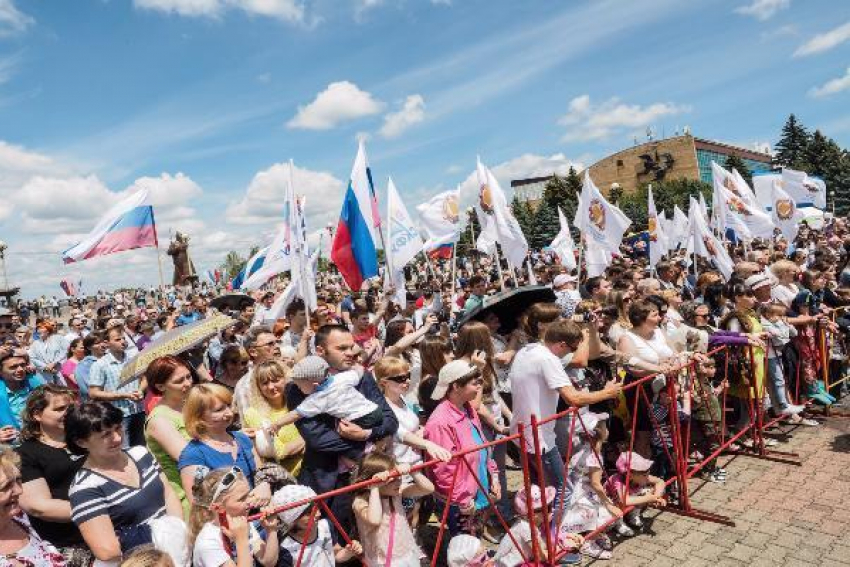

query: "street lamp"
left=0, top=240, right=8, bottom=291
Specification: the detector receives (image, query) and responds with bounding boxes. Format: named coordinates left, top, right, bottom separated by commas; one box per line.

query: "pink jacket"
left=423, top=399, right=498, bottom=508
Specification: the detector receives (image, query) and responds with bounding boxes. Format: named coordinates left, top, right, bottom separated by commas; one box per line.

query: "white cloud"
left=558, top=95, right=690, bottom=143
left=287, top=81, right=384, bottom=130
left=0, top=141, right=54, bottom=173
left=0, top=52, right=22, bottom=85
left=794, top=21, right=850, bottom=58
left=379, top=94, right=425, bottom=138
left=226, top=161, right=345, bottom=227
left=0, top=0, right=33, bottom=37
left=134, top=0, right=305, bottom=23
left=809, top=67, right=850, bottom=98
left=734, top=0, right=789, bottom=21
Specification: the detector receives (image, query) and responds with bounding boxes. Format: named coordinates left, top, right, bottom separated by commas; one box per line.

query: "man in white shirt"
left=252, top=292, right=277, bottom=327
left=509, top=319, right=621, bottom=513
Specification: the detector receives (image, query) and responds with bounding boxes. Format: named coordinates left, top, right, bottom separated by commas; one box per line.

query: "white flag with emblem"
left=385, top=177, right=424, bottom=307
left=574, top=171, right=631, bottom=277
left=475, top=157, right=529, bottom=266
left=688, top=197, right=734, bottom=280
left=770, top=179, right=804, bottom=242
left=781, top=167, right=827, bottom=209
left=647, top=185, right=668, bottom=268
left=549, top=206, right=577, bottom=270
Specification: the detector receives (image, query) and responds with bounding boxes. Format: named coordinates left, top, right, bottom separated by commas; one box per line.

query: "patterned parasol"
left=118, top=314, right=236, bottom=386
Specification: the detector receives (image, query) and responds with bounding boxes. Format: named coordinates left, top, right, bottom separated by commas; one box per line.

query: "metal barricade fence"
left=227, top=344, right=808, bottom=566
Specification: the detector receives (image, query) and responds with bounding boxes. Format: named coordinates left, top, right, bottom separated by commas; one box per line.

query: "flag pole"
left=576, top=235, right=584, bottom=282
left=450, top=242, right=458, bottom=300
left=495, top=249, right=506, bottom=291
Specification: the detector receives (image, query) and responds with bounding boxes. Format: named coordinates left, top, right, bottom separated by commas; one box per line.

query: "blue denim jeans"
left=528, top=446, right=568, bottom=527
left=766, top=357, right=792, bottom=412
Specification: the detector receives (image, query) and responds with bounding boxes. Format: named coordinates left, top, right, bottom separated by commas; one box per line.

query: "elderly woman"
left=423, top=359, right=498, bottom=537
left=243, top=360, right=304, bottom=477
left=771, top=260, right=801, bottom=308
left=0, top=445, right=65, bottom=566
left=66, top=401, right=183, bottom=562
left=144, top=356, right=193, bottom=515
left=16, top=385, right=91, bottom=566
left=177, top=384, right=272, bottom=507
left=28, top=320, right=67, bottom=385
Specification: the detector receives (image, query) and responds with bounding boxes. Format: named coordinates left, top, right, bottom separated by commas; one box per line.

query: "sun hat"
left=447, top=534, right=482, bottom=567
left=616, top=451, right=654, bottom=475
left=290, top=355, right=329, bottom=382
left=514, top=484, right=557, bottom=517
left=271, top=484, right=317, bottom=534
left=431, top=359, right=478, bottom=400
left=553, top=274, right=577, bottom=288
left=745, top=274, right=771, bottom=290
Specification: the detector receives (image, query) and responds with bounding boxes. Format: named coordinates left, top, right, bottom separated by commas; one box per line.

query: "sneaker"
left=558, top=553, right=583, bottom=565
left=706, top=469, right=727, bottom=483
left=615, top=521, right=635, bottom=538
left=597, top=534, right=613, bottom=551
left=624, top=509, right=643, bottom=530
left=780, top=404, right=805, bottom=416
left=581, top=541, right=613, bottom=560
left=798, top=417, right=820, bottom=426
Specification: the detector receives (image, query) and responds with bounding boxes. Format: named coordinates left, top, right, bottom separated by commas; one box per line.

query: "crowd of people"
left=0, top=218, right=847, bottom=567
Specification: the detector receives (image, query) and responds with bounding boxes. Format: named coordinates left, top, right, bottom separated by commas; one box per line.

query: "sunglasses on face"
left=384, top=372, right=411, bottom=384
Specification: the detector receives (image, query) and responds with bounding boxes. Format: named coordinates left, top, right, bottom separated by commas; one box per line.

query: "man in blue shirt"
left=0, top=349, right=44, bottom=444
left=175, top=300, right=201, bottom=327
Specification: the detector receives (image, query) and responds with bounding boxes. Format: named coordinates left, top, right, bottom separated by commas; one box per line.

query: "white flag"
left=770, top=179, right=804, bottom=242
left=782, top=167, right=827, bottom=209
left=476, top=157, right=529, bottom=266
left=671, top=205, right=690, bottom=250
left=647, top=185, right=668, bottom=268
left=385, top=177, right=424, bottom=307
left=287, top=161, right=316, bottom=312
left=688, top=197, right=734, bottom=280
left=266, top=249, right=320, bottom=321
left=711, top=161, right=775, bottom=240
left=417, top=188, right=461, bottom=252
left=549, top=207, right=577, bottom=270
left=574, top=171, right=631, bottom=278
left=699, top=192, right=709, bottom=221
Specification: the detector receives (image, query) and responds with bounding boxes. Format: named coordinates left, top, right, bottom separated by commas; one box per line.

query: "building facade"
left=511, top=134, right=773, bottom=207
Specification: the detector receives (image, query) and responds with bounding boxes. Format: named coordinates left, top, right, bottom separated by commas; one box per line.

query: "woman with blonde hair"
left=771, top=259, right=801, bottom=308
left=178, top=384, right=272, bottom=508
left=242, top=360, right=304, bottom=476
left=374, top=357, right=450, bottom=528
left=0, top=445, right=66, bottom=566
left=606, top=290, right=633, bottom=346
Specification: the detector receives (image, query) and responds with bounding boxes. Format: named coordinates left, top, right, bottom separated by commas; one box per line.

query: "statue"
left=167, top=232, right=198, bottom=286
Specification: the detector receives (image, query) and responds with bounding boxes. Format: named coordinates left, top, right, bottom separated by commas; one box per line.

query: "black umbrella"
left=457, top=285, right=556, bottom=333
left=209, top=293, right=255, bottom=313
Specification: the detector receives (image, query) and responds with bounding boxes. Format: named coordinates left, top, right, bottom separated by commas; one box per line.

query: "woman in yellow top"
left=243, top=360, right=305, bottom=476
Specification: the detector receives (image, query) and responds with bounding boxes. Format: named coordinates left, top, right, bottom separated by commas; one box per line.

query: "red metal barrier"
left=217, top=344, right=811, bottom=566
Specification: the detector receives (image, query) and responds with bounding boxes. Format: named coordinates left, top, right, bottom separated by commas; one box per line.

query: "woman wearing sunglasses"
left=374, top=356, right=451, bottom=530
left=423, top=358, right=498, bottom=537
left=188, top=467, right=279, bottom=567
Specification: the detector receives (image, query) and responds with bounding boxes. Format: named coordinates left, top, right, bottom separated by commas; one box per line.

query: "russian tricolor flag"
left=428, top=243, right=454, bottom=259
left=331, top=141, right=380, bottom=290
left=62, top=189, right=158, bottom=264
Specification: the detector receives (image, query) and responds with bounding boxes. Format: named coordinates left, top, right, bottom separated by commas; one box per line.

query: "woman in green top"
left=143, top=355, right=192, bottom=517
left=244, top=360, right=304, bottom=477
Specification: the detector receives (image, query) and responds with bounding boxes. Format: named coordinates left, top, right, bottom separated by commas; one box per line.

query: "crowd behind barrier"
left=1, top=223, right=849, bottom=567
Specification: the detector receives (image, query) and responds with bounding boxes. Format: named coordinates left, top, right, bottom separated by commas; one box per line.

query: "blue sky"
left=1, top=0, right=849, bottom=297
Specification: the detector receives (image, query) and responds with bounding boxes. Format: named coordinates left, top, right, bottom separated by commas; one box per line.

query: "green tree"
left=773, top=114, right=811, bottom=169
left=457, top=207, right=481, bottom=258
left=222, top=250, right=246, bottom=280
left=531, top=203, right=560, bottom=248
left=723, top=154, right=753, bottom=188
left=541, top=167, right=581, bottom=222
left=511, top=195, right=535, bottom=243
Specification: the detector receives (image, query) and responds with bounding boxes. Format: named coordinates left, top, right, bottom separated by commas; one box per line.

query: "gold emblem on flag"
left=443, top=194, right=460, bottom=223
left=589, top=199, right=606, bottom=231
left=479, top=184, right=494, bottom=214
left=648, top=215, right=658, bottom=242
left=775, top=199, right=794, bottom=220
left=726, top=196, right=750, bottom=216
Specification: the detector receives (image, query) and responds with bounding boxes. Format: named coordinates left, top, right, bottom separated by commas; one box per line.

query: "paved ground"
left=601, top=403, right=850, bottom=567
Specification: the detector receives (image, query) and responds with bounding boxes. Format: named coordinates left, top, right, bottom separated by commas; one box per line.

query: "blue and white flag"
left=417, top=188, right=461, bottom=252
